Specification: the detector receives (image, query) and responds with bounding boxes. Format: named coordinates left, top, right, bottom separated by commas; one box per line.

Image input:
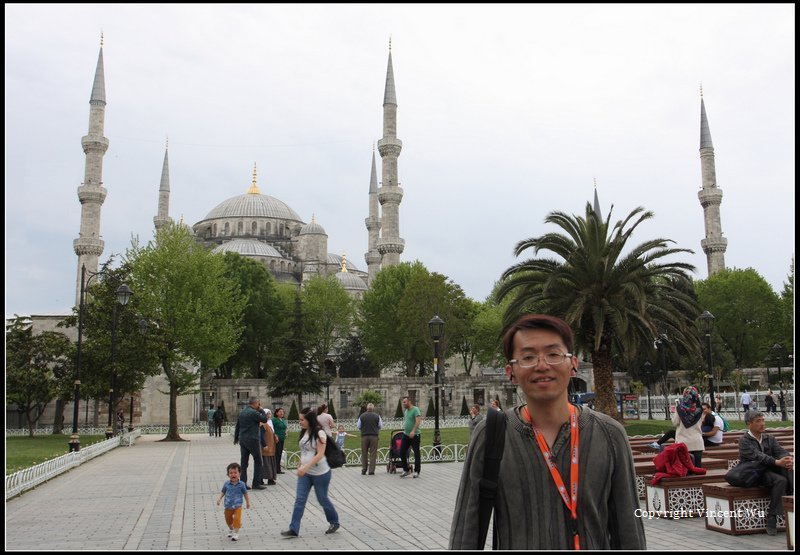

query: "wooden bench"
left=702, top=482, right=786, bottom=535
left=634, top=458, right=727, bottom=499
left=644, top=469, right=728, bottom=518
left=784, top=496, right=794, bottom=549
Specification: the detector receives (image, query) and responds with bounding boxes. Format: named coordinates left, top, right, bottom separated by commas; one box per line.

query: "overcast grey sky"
left=5, top=4, right=795, bottom=318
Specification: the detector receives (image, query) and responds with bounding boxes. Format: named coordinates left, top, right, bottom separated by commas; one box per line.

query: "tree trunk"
left=591, top=347, right=622, bottom=423
left=52, top=398, right=65, bottom=434
left=27, top=406, right=35, bottom=438
left=165, top=383, right=182, bottom=440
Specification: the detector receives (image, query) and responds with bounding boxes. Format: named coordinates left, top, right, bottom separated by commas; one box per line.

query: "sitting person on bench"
left=701, top=403, right=724, bottom=447
left=739, top=409, right=793, bottom=536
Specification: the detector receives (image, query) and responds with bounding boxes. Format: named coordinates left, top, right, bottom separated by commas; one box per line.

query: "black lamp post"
left=70, top=264, right=119, bottom=452
left=106, top=283, right=132, bottom=438
left=128, top=394, right=135, bottom=433
left=654, top=335, right=670, bottom=420
left=428, top=315, right=444, bottom=457
left=643, top=361, right=653, bottom=420
left=772, top=343, right=788, bottom=421
left=699, top=310, right=716, bottom=412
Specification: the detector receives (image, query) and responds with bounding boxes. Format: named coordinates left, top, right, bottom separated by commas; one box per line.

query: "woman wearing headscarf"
left=671, top=386, right=705, bottom=467
left=259, top=409, right=278, bottom=485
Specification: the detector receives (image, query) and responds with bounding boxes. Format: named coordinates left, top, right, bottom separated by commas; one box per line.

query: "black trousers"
left=239, top=437, right=263, bottom=486
left=761, top=468, right=793, bottom=516
left=400, top=433, right=421, bottom=473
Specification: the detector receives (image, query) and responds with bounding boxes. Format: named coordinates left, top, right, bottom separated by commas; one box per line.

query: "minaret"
left=376, top=39, right=405, bottom=267
left=153, top=139, right=173, bottom=230
left=364, top=146, right=382, bottom=284
left=697, top=88, right=727, bottom=277
left=592, top=177, right=603, bottom=221
left=74, top=36, right=109, bottom=305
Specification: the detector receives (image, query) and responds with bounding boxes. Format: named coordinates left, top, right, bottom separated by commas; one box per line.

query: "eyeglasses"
left=509, top=352, right=573, bottom=368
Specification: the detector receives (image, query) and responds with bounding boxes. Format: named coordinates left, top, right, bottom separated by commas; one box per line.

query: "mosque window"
left=251, top=221, right=257, bottom=235
left=224, top=222, right=230, bottom=236
left=270, top=260, right=275, bottom=270
left=213, top=223, right=217, bottom=236
left=279, top=223, right=285, bottom=236
left=237, top=221, right=243, bottom=235
left=266, top=222, right=271, bottom=235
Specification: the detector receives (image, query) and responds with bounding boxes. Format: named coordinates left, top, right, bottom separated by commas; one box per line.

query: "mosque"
left=74, top=39, right=408, bottom=304
left=15, top=38, right=731, bottom=428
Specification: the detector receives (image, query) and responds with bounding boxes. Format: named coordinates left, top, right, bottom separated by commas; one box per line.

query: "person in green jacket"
left=273, top=406, right=288, bottom=474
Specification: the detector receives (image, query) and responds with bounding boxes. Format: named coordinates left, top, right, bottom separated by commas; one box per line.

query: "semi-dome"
left=204, top=193, right=302, bottom=221
left=336, top=271, right=368, bottom=291
left=327, top=253, right=361, bottom=272
left=299, top=219, right=327, bottom=235
left=213, top=239, right=282, bottom=258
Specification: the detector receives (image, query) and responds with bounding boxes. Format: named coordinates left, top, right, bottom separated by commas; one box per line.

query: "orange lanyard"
left=522, top=405, right=581, bottom=550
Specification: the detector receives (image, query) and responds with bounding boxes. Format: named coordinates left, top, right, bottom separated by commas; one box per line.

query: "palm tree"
left=497, top=202, right=701, bottom=421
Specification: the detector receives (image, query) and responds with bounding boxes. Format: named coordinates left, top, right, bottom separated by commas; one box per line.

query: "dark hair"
left=317, top=403, right=328, bottom=415
left=301, top=407, right=323, bottom=442
left=502, top=314, right=574, bottom=360
left=226, top=462, right=241, bottom=472
left=701, top=403, right=710, bottom=410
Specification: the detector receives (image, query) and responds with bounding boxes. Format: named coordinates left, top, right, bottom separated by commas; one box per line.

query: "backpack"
left=720, top=415, right=731, bottom=432
left=213, top=409, right=225, bottom=424
left=478, top=408, right=507, bottom=549
left=324, top=434, right=346, bottom=468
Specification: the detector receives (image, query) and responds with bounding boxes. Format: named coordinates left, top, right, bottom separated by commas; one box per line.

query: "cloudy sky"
left=5, top=4, right=795, bottom=318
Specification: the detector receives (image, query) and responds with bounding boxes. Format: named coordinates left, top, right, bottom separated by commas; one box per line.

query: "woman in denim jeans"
left=281, top=407, right=340, bottom=538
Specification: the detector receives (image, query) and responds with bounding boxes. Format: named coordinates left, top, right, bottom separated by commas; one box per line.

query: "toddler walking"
left=216, top=462, right=250, bottom=541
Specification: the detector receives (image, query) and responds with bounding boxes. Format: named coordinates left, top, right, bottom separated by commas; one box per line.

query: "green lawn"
left=6, top=435, right=106, bottom=475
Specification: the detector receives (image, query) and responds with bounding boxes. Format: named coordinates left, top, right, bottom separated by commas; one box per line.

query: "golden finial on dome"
left=247, top=162, right=261, bottom=194
left=341, top=252, right=348, bottom=273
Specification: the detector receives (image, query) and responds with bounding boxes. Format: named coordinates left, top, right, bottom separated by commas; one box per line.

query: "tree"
left=497, top=203, right=700, bottom=421
left=303, top=275, right=355, bottom=376
left=394, top=397, right=404, bottom=418
left=287, top=399, right=299, bottom=421
left=778, top=258, right=794, bottom=355
left=128, top=224, right=245, bottom=441
left=218, top=253, right=285, bottom=379
left=353, top=389, right=383, bottom=413
left=695, top=268, right=782, bottom=369
left=460, top=396, right=469, bottom=416
left=266, top=290, right=327, bottom=411
left=448, top=297, right=481, bottom=376
left=425, top=397, right=435, bottom=417
left=337, top=335, right=378, bottom=377
left=6, top=316, right=71, bottom=437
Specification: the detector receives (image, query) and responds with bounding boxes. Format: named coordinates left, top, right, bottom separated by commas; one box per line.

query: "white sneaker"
left=400, top=470, right=411, bottom=478
left=412, top=472, right=419, bottom=478
left=231, top=533, right=239, bottom=541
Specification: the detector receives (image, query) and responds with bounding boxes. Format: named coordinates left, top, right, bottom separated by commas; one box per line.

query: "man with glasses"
left=449, top=313, right=645, bottom=550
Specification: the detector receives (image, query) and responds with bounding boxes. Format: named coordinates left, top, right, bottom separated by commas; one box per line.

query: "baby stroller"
left=387, top=429, right=406, bottom=473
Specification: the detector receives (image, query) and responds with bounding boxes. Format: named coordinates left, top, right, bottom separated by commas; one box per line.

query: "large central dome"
left=204, top=192, right=302, bottom=221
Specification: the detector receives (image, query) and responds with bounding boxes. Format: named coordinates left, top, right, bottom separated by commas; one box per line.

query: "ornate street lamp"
left=643, top=361, right=653, bottom=420
left=106, top=283, right=132, bottom=438
left=772, top=343, right=788, bottom=421
left=428, top=315, right=445, bottom=457
left=699, top=310, right=716, bottom=411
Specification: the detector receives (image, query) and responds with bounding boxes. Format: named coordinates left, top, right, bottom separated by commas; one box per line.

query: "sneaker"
left=412, top=472, right=419, bottom=478
left=648, top=442, right=661, bottom=450
left=325, top=523, right=340, bottom=534
left=400, top=470, right=411, bottom=478
left=362, top=470, right=367, bottom=475
left=231, top=534, right=239, bottom=541
left=227, top=530, right=233, bottom=538
left=281, top=529, right=298, bottom=538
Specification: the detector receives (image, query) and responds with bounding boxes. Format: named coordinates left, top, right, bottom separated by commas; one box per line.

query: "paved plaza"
left=5, top=433, right=792, bottom=551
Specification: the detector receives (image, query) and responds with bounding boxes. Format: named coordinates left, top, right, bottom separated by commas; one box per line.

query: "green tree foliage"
left=60, top=260, right=161, bottom=431
left=778, top=258, right=794, bottom=354
left=460, top=395, right=469, bottom=416
left=695, top=268, right=782, bottom=369
left=472, top=290, right=513, bottom=371
left=128, top=224, right=246, bottom=440
left=288, top=399, right=299, bottom=421
left=218, top=253, right=286, bottom=379
left=448, top=297, right=481, bottom=376
left=395, top=397, right=404, bottom=418
left=361, top=262, right=473, bottom=377
left=303, top=275, right=355, bottom=376
left=337, top=335, right=378, bottom=377
left=266, top=290, right=326, bottom=411
left=353, top=389, right=383, bottom=411
left=497, top=203, right=700, bottom=421
left=6, top=316, right=72, bottom=437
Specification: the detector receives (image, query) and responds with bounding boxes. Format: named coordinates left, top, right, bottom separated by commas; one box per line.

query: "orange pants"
left=224, top=507, right=242, bottom=530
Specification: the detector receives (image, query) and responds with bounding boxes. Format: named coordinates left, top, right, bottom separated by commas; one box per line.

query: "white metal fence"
left=6, top=429, right=141, bottom=500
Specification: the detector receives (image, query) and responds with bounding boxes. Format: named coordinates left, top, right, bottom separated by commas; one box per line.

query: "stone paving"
left=5, top=433, right=792, bottom=551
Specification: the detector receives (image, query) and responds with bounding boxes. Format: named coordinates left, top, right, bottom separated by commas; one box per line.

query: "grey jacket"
left=739, top=432, right=789, bottom=467
left=449, top=405, right=646, bottom=550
